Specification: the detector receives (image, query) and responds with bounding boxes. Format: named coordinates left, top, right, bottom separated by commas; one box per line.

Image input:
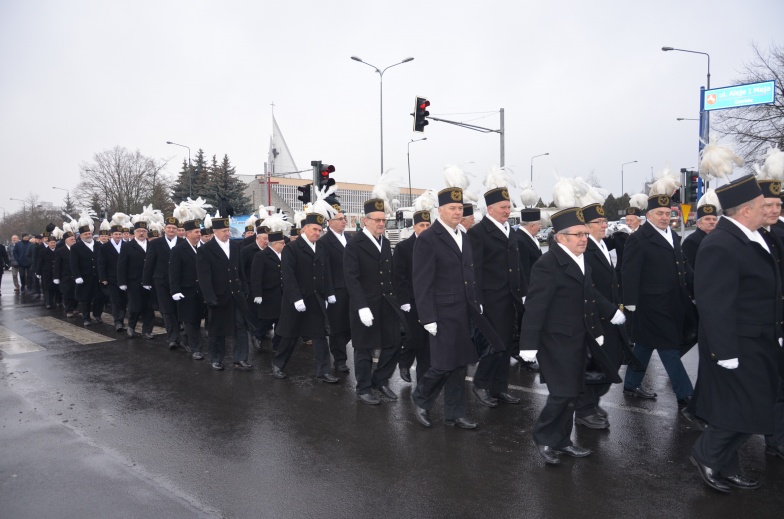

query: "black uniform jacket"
left=344, top=231, right=405, bottom=350
left=468, top=217, right=526, bottom=352
left=142, top=236, right=181, bottom=314
left=621, top=221, right=695, bottom=351
left=520, top=243, right=620, bottom=397
left=250, top=246, right=283, bottom=320
left=197, top=237, right=251, bottom=336
left=319, top=230, right=351, bottom=335
left=118, top=239, right=152, bottom=313
left=694, top=217, right=783, bottom=434
left=392, top=233, right=428, bottom=350
left=70, top=240, right=100, bottom=302
left=412, top=219, right=502, bottom=371
left=98, top=240, right=122, bottom=285
left=169, top=239, right=204, bottom=323
left=681, top=227, right=706, bottom=271
left=53, top=245, right=75, bottom=299
left=241, top=241, right=264, bottom=283
left=37, top=245, right=57, bottom=291
left=513, top=227, right=542, bottom=286
left=275, top=236, right=334, bottom=339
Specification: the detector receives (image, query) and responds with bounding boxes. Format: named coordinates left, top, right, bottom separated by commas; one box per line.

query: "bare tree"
left=586, top=169, right=602, bottom=187
left=76, top=146, right=169, bottom=214
left=714, top=42, right=784, bottom=161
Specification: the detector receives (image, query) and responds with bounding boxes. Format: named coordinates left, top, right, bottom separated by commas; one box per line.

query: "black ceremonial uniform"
left=682, top=228, right=707, bottom=271
left=98, top=239, right=127, bottom=330
left=53, top=244, right=77, bottom=314
left=469, top=216, right=526, bottom=400
left=37, top=245, right=58, bottom=308
left=273, top=236, right=335, bottom=378
left=344, top=230, right=405, bottom=396
left=393, top=233, right=430, bottom=381
left=521, top=243, right=619, bottom=450
left=512, top=226, right=543, bottom=361
left=118, top=239, right=154, bottom=336
left=319, top=230, right=351, bottom=371
left=241, top=240, right=266, bottom=343
left=142, top=236, right=182, bottom=345
left=197, top=237, right=252, bottom=367
left=250, top=246, right=283, bottom=351
left=70, top=240, right=104, bottom=324
left=169, top=239, right=204, bottom=355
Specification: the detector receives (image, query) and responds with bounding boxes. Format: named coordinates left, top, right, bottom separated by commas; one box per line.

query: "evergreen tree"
left=205, top=154, right=251, bottom=215
left=191, top=149, right=210, bottom=199
left=61, top=192, right=77, bottom=215
left=171, top=158, right=191, bottom=203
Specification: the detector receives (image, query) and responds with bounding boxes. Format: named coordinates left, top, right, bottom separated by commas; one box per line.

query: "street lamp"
left=166, top=141, right=192, bottom=197
left=10, top=197, right=26, bottom=218
left=351, top=55, right=415, bottom=175
left=676, top=118, right=700, bottom=121
left=621, top=161, right=638, bottom=195
left=530, top=153, right=549, bottom=183
left=52, top=186, right=69, bottom=208
left=407, top=137, right=427, bottom=206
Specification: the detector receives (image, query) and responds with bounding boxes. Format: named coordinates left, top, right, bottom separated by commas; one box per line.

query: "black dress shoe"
left=46, top=305, right=53, bottom=310
left=677, top=397, right=691, bottom=409
left=724, top=474, right=760, bottom=490
left=521, top=359, right=540, bottom=372
left=359, top=392, right=381, bottom=405
left=234, top=361, right=253, bottom=370
left=413, top=405, right=431, bottom=427
left=168, top=341, right=179, bottom=350
left=472, top=386, right=498, bottom=408
left=623, top=386, right=657, bottom=399
left=115, top=324, right=126, bottom=332
left=681, top=408, right=708, bottom=429
left=192, top=352, right=204, bottom=360
left=127, top=329, right=137, bottom=338
left=575, top=414, right=610, bottom=429
left=317, top=374, right=339, bottom=383
left=595, top=405, right=608, bottom=418
left=399, top=367, right=412, bottom=383
left=377, top=385, right=398, bottom=400
left=765, top=444, right=784, bottom=460
left=536, top=445, right=561, bottom=465
left=689, top=455, right=731, bottom=493
left=511, top=354, right=523, bottom=363
left=445, top=417, right=478, bottom=429
left=93, top=317, right=103, bottom=324
left=271, top=365, right=287, bottom=379
left=211, top=362, right=224, bottom=371
left=142, top=333, right=155, bottom=340
left=492, top=392, right=521, bottom=404
left=555, top=445, right=593, bottom=458
left=83, top=320, right=92, bottom=327
left=335, top=363, right=350, bottom=373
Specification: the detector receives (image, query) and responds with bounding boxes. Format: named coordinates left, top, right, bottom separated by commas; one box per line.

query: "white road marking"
left=27, top=317, right=114, bottom=345
left=0, top=325, right=45, bottom=354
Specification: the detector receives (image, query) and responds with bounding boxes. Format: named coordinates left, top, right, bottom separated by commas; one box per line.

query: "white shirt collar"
left=330, top=227, right=347, bottom=246
left=485, top=214, right=509, bottom=238
left=438, top=217, right=463, bottom=252
left=557, top=242, right=585, bottom=274
left=216, top=237, right=231, bottom=258
left=651, top=223, right=673, bottom=247
left=520, top=226, right=540, bottom=249
left=135, top=238, right=147, bottom=251
left=589, top=235, right=611, bottom=264
left=362, top=227, right=383, bottom=251
left=725, top=216, right=770, bottom=254
left=166, top=236, right=178, bottom=248
left=302, top=235, right=317, bottom=252
left=83, top=240, right=94, bottom=251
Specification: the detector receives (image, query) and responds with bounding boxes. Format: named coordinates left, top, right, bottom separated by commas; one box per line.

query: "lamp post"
left=407, top=137, right=427, bottom=206
left=351, top=56, right=414, bottom=175
left=621, top=161, right=637, bottom=195
left=166, top=141, right=192, bottom=197
left=530, top=153, right=549, bottom=183
left=676, top=118, right=700, bottom=121
left=10, top=197, right=26, bottom=218
left=52, top=186, right=69, bottom=209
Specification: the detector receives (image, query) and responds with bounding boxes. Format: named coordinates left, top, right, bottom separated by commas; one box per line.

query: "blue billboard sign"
left=703, top=80, right=776, bottom=112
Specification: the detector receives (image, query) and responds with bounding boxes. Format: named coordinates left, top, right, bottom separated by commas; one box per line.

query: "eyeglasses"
left=587, top=219, right=608, bottom=225
left=560, top=232, right=589, bottom=238
left=366, top=217, right=385, bottom=224
left=332, top=217, right=346, bottom=221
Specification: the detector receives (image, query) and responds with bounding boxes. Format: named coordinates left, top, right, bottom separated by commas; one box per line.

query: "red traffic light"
left=320, top=164, right=335, bottom=177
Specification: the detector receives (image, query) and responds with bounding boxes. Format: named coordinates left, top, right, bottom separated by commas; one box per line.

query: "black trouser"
left=18, top=266, right=30, bottom=291
left=161, top=312, right=180, bottom=343
left=258, top=318, right=281, bottom=350
left=533, top=395, right=577, bottom=449
left=354, top=347, right=399, bottom=394
left=328, top=332, right=350, bottom=367
left=128, top=308, right=154, bottom=334
left=399, top=346, right=431, bottom=381
left=692, top=425, right=752, bottom=477
left=766, top=382, right=784, bottom=447
left=273, top=336, right=330, bottom=377
left=209, top=306, right=249, bottom=364
left=575, top=383, right=611, bottom=418
left=474, top=349, right=512, bottom=394
left=183, top=322, right=202, bottom=353
left=413, top=366, right=468, bottom=421
left=45, top=289, right=58, bottom=307
left=108, top=285, right=127, bottom=325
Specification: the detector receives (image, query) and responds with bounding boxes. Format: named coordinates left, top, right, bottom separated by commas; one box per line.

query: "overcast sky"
left=1, top=0, right=782, bottom=213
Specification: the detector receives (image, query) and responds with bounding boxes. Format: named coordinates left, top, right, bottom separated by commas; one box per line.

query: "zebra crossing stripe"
left=0, top=325, right=45, bottom=354
left=27, top=317, right=115, bottom=345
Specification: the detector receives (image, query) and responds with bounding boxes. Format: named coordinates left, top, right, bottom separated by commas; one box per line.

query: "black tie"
left=376, top=236, right=382, bottom=245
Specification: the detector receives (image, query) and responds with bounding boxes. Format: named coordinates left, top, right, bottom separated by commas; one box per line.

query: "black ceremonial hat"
left=697, top=205, right=717, bottom=219
left=413, top=210, right=431, bottom=225
left=484, top=187, right=510, bottom=207
left=438, top=187, right=463, bottom=206
left=581, top=203, right=606, bottom=222
left=364, top=198, right=386, bottom=215
left=211, top=217, right=230, bottom=230
left=716, top=174, right=763, bottom=210
left=183, top=219, right=201, bottom=231
left=551, top=207, right=585, bottom=233
left=462, top=204, right=474, bottom=217
left=626, top=207, right=641, bottom=216
left=647, top=194, right=671, bottom=212
left=757, top=179, right=781, bottom=199
left=520, top=208, right=540, bottom=222
left=304, top=213, right=326, bottom=227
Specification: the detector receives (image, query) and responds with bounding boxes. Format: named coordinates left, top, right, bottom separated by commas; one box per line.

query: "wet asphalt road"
left=1, top=271, right=782, bottom=519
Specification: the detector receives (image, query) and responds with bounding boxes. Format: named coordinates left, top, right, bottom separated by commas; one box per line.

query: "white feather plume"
left=62, top=221, right=73, bottom=234
left=184, top=197, right=212, bottom=221
left=371, top=170, right=402, bottom=215
left=110, top=212, right=130, bottom=227
left=203, top=214, right=213, bottom=229
left=173, top=202, right=190, bottom=224
left=293, top=210, right=307, bottom=227
left=484, top=164, right=517, bottom=191
left=311, top=182, right=339, bottom=220
left=257, top=204, right=272, bottom=219
left=761, top=146, right=784, bottom=181
left=648, top=166, right=681, bottom=196
left=51, top=226, right=64, bottom=240
left=552, top=175, right=606, bottom=209
left=629, top=193, right=648, bottom=210
left=519, top=182, right=539, bottom=208
left=444, top=164, right=471, bottom=190
left=76, top=208, right=96, bottom=233
left=99, top=219, right=111, bottom=231
left=699, top=133, right=744, bottom=180
left=413, top=190, right=438, bottom=213
left=245, top=214, right=258, bottom=230
left=148, top=221, right=164, bottom=234
left=697, top=187, right=721, bottom=210
left=261, top=212, right=293, bottom=233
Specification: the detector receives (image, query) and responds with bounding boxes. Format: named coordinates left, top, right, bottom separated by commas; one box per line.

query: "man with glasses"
left=522, top=208, right=618, bottom=465
left=622, top=194, right=694, bottom=408
left=319, top=205, right=352, bottom=374
left=577, top=204, right=630, bottom=429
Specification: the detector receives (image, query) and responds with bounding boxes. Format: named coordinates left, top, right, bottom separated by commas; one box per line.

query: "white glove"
left=254, top=297, right=262, bottom=304
left=401, top=304, right=411, bottom=312
left=294, top=300, right=306, bottom=312
left=172, top=293, right=184, bottom=301
left=522, top=296, right=526, bottom=304
left=359, top=307, right=374, bottom=327
left=611, top=310, right=626, bottom=325
left=142, top=285, right=151, bottom=290
left=595, top=335, right=605, bottom=346
left=779, top=338, right=783, bottom=347
left=615, top=224, right=631, bottom=235
left=119, top=285, right=127, bottom=291
left=424, top=323, right=437, bottom=336
left=520, top=350, right=537, bottom=361
left=53, top=279, right=60, bottom=285
left=75, top=277, right=84, bottom=285
left=36, top=274, right=41, bottom=280
left=325, top=300, right=328, bottom=309
left=625, top=305, right=636, bottom=312
left=479, top=304, right=483, bottom=314
left=327, top=295, right=336, bottom=304
left=718, top=358, right=739, bottom=369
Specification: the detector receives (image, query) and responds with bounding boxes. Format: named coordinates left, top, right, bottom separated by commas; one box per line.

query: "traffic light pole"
left=424, top=110, right=506, bottom=167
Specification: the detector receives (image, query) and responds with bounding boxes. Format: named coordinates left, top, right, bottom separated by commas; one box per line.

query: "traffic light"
left=318, top=164, right=335, bottom=191
left=297, top=183, right=312, bottom=205
left=686, top=171, right=699, bottom=203
left=413, top=96, right=430, bottom=132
